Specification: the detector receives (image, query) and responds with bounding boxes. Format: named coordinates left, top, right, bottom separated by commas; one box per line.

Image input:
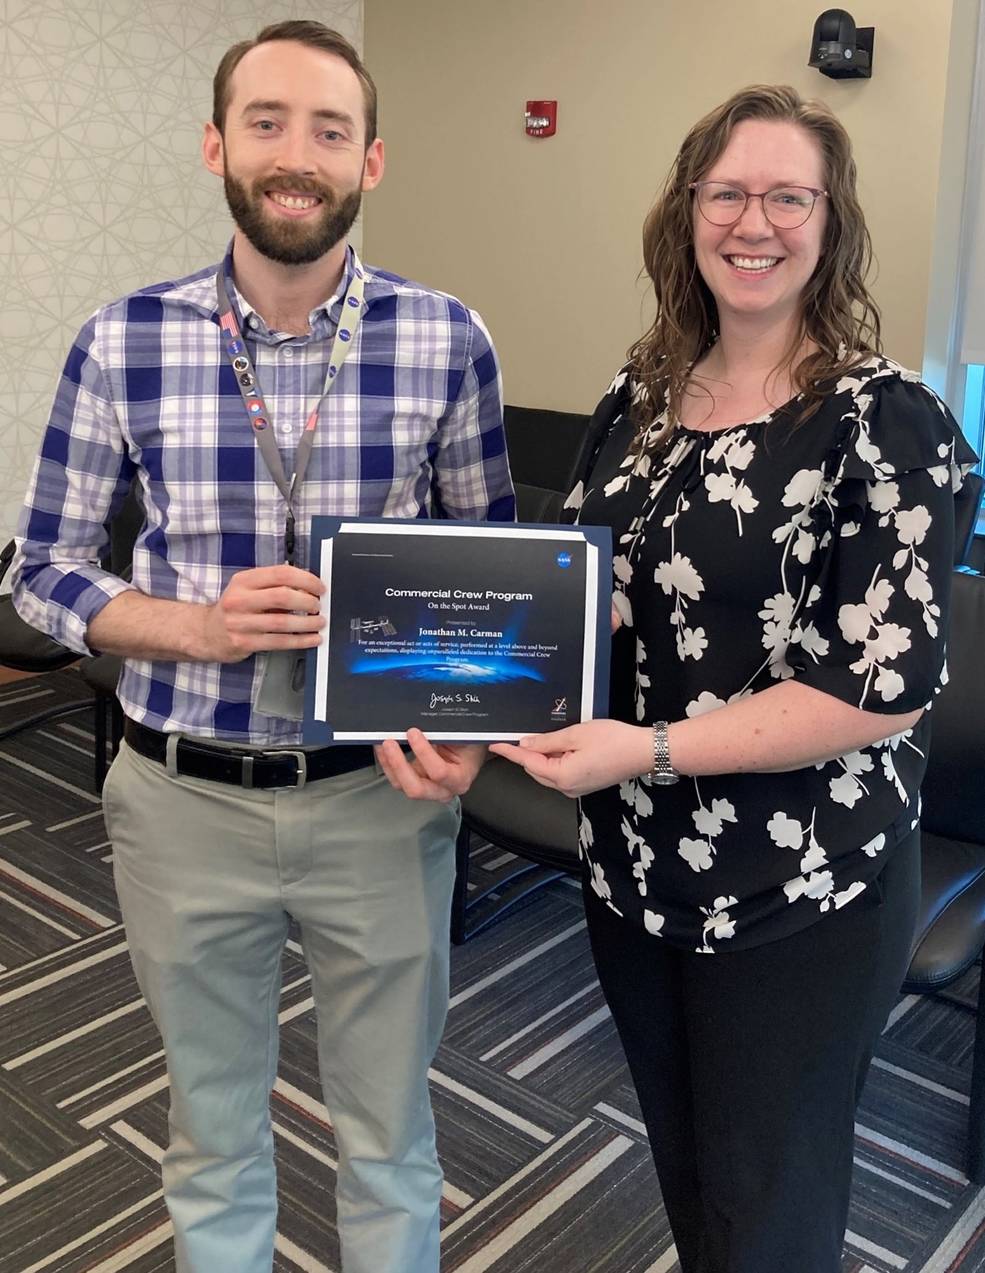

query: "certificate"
left=303, top=517, right=611, bottom=743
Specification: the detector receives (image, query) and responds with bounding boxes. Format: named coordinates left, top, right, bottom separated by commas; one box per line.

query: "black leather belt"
left=123, top=719, right=374, bottom=790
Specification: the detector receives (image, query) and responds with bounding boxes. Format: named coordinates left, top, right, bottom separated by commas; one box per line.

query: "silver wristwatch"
left=651, top=720, right=680, bottom=785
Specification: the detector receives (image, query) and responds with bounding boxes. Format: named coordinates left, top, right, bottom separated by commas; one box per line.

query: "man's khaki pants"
left=103, top=740, right=459, bottom=1273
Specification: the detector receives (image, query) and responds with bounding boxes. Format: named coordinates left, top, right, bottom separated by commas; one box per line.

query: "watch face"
left=652, top=770, right=680, bottom=786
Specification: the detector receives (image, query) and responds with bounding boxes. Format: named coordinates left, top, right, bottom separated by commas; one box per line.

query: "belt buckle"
left=244, top=749, right=308, bottom=790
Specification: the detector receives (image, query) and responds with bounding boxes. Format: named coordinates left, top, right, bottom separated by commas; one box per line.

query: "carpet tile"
left=1, top=670, right=984, bottom=1271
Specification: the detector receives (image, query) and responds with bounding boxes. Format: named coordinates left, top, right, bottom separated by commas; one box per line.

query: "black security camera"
left=808, top=9, right=874, bottom=79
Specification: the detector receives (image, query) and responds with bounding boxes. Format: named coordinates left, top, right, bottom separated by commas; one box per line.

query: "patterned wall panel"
left=0, top=0, right=363, bottom=546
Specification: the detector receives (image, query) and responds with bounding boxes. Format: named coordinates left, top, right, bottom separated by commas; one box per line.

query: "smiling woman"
left=688, top=120, right=830, bottom=336
left=486, top=83, right=979, bottom=1272
left=624, top=88, right=881, bottom=443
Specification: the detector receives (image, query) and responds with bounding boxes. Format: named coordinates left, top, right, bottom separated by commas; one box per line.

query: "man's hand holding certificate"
left=303, top=518, right=611, bottom=744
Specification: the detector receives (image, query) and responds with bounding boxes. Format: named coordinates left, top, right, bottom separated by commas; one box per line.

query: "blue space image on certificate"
left=307, top=519, right=610, bottom=743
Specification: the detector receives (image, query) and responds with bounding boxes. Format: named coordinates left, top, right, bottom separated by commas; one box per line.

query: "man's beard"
left=223, top=172, right=362, bottom=265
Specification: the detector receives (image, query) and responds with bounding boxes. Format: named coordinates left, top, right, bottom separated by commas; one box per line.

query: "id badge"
left=255, top=650, right=306, bottom=721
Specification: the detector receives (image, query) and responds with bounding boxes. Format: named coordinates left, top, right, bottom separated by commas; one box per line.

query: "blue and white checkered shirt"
left=13, top=243, right=515, bottom=744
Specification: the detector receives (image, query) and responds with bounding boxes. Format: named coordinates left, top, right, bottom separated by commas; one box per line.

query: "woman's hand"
left=375, top=729, right=487, bottom=803
left=611, top=590, right=632, bottom=632
left=489, top=720, right=651, bottom=798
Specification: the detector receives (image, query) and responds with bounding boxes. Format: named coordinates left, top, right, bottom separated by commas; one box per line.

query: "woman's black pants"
left=584, top=829, right=921, bottom=1273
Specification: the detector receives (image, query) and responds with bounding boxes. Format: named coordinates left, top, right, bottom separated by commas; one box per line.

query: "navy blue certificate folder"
left=304, top=517, right=611, bottom=744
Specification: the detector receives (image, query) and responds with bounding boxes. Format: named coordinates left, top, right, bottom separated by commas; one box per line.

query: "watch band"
left=651, top=720, right=680, bottom=785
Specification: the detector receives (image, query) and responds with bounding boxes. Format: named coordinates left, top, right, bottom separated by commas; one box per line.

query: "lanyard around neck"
left=215, top=263, right=366, bottom=563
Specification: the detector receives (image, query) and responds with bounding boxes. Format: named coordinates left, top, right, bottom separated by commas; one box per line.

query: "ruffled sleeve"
left=840, top=370, right=978, bottom=488
left=789, top=371, right=979, bottom=712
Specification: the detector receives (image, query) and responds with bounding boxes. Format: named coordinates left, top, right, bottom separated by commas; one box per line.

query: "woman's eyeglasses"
left=689, top=181, right=828, bottom=229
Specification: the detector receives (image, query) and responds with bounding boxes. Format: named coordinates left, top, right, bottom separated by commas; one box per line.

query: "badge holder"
left=255, top=650, right=307, bottom=720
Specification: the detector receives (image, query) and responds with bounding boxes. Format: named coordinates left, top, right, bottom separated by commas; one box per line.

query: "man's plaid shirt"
left=13, top=244, right=515, bottom=744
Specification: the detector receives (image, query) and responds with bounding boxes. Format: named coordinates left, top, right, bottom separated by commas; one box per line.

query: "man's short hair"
left=212, top=20, right=378, bottom=145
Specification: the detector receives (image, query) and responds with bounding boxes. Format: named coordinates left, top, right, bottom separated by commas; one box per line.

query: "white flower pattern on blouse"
left=678, top=780, right=737, bottom=874
left=573, top=356, right=978, bottom=951
left=697, top=896, right=740, bottom=953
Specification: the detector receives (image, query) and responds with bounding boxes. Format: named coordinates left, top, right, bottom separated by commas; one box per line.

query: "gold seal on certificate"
left=303, top=517, right=612, bottom=743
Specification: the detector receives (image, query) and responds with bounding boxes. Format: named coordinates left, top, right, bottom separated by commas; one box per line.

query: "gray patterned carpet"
left=1, top=669, right=984, bottom=1272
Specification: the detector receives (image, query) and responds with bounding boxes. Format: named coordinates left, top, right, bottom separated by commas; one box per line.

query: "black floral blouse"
left=570, top=356, right=979, bottom=952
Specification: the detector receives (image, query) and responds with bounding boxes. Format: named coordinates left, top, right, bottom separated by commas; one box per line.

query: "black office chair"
left=0, top=543, right=91, bottom=743
left=954, top=470, right=984, bottom=568
left=452, top=403, right=600, bottom=941
left=903, top=565, right=985, bottom=1180
left=78, top=649, right=125, bottom=792
left=75, top=486, right=143, bottom=790
left=451, top=401, right=650, bottom=941
left=502, top=404, right=594, bottom=522
left=0, top=483, right=141, bottom=785
left=451, top=754, right=579, bottom=942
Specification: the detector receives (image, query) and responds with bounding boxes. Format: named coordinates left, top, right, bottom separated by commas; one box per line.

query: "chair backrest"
left=108, top=479, right=143, bottom=577
left=0, top=477, right=144, bottom=672
left=920, top=569, right=985, bottom=846
left=503, top=405, right=590, bottom=523
left=955, top=471, right=984, bottom=568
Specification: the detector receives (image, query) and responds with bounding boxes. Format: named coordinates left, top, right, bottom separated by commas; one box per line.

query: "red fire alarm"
left=525, top=100, right=557, bottom=137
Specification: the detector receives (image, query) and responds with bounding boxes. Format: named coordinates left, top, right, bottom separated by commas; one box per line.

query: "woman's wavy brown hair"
left=629, top=84, right=881, bottom=446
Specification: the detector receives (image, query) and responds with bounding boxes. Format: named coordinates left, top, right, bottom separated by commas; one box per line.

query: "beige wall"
left=363, top=0, right=960, bottom=414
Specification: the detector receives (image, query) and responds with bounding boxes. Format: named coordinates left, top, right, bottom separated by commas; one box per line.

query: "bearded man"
left=12, top=21, right=513, bottom=1273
